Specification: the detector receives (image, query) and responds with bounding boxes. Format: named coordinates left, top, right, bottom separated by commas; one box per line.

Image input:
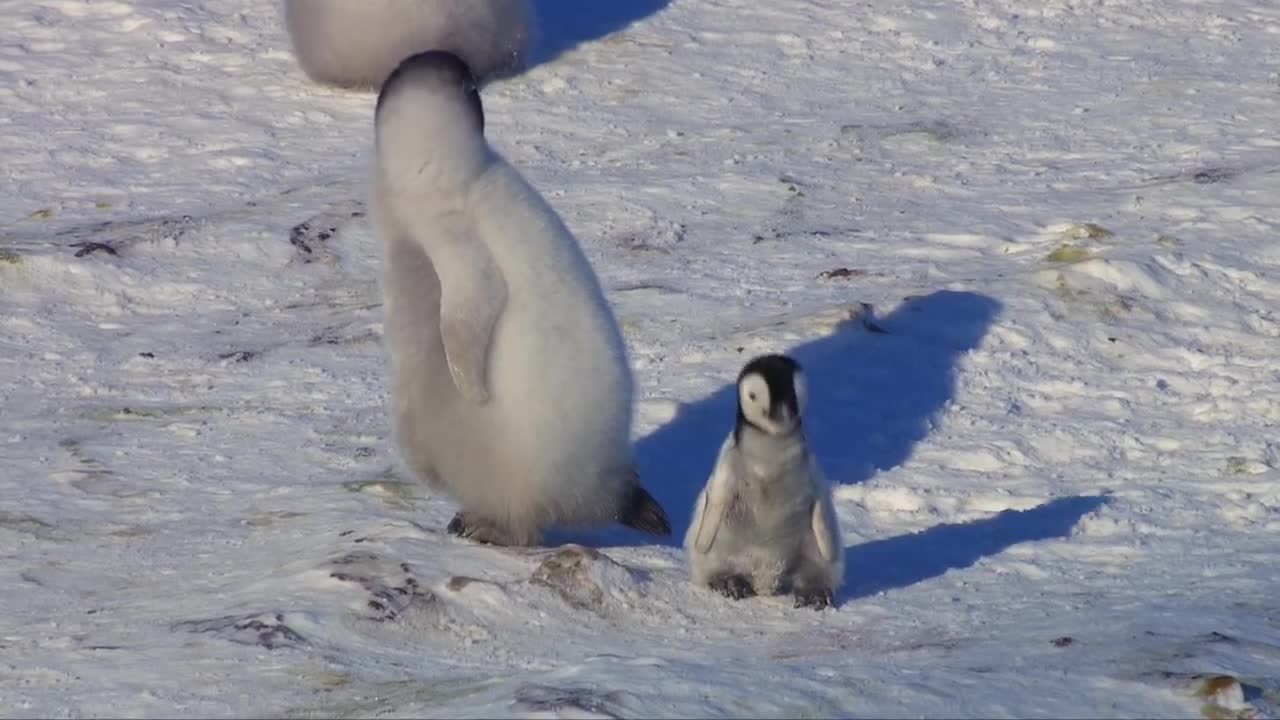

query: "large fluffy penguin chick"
left=371, top=51, right=670, bottom=547
left=283, top=0, right=534, bottom=89
left=685, top=355, right=845, bottom=609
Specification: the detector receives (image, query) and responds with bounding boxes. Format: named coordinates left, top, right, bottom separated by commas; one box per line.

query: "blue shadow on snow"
left=555, top=289, right=1006, bottom=550
left=841, top=494, right=1110, bottom=603
left=554, top=289, right=1109, bottom=608
left=527, top=0, right=670, bottom=67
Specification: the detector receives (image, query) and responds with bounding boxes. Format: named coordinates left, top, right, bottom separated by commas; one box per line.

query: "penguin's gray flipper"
left=427, top=225, right=507, bottom=405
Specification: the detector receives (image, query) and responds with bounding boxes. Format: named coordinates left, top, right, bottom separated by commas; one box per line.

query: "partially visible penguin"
left=685, top=354, right=844, bottom=609
left=283, top=0, right=535, bottom=90
left=370, top=51, right=670, bottom=547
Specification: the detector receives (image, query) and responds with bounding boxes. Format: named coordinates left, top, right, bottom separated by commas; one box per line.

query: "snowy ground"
left=3, top=0, right=1280, bottom=717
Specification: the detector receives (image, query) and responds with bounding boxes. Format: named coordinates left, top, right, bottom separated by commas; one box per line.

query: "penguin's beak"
left=769, top=405, right=799, bottom=433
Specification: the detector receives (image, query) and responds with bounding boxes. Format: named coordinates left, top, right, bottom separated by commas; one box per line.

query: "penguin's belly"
left=485, top=298, right=633, bottom=463
left=392, top=297, right=632, bottom=526
left=726, top=489, right=811, bottom=575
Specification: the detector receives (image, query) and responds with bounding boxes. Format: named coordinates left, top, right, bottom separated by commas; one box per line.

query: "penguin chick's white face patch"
left=739, top=372, right=795, bottom=435
left=739, top=372, right=771, bottom=426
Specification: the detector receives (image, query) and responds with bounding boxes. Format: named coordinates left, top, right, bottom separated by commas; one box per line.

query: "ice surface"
left=3, top=0, right=1279, bottom=717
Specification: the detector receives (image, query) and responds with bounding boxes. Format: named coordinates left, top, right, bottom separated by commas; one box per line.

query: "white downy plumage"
left=686, top=355, right=844, bottom=609
left=372, top=51, right=668, bottom=546
left=282, top=0, right=534, bottom=89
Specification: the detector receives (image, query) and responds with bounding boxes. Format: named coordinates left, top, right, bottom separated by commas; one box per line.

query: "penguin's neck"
left=377, top=122, right=492, bottom=191
left=733, top=416, right=807, bottom=467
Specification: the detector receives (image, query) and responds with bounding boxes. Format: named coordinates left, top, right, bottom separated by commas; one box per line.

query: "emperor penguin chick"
left=685, top=355, right=844, bottom=609
left=371, top=51, right=670, bottom=547
left=283, top=0, right=535, bottom=90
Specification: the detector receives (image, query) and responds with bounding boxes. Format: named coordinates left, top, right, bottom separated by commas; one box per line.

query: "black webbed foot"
left=709, top=574, right=756, bottom=600
left=447, top=511, right=516, bottom=546
left=793, top=587, right=834, bottom=610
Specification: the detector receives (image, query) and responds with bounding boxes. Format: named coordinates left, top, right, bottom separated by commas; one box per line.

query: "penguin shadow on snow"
left=527, top=0, right=670, bottom=67
left=554, top=289, right=1004, bottom=550
left=552, top=290, right=1109, bottom=607
left=841, top=494, right=1109, bottom=604
left=552, top=290, right=1109, bottom=612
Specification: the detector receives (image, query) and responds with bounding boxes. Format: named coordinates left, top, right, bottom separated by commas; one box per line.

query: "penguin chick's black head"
left=735, top=354, right=807, bottom=438
left=376, top=50, right=484, bottom=134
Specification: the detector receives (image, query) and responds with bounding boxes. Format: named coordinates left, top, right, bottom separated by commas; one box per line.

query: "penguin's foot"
left=447, top=512, right=525, bottom=546
left=709, top=574, right=756, bottom=600
left=793, top=587, right=834, bottom=610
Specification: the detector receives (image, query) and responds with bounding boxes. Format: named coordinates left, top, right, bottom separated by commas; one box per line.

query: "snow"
left=3, top=0, right=1280, bottom=717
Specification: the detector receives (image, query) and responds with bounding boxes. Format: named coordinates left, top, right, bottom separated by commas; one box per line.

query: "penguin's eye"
left=748, top=392, right=757, bottom=402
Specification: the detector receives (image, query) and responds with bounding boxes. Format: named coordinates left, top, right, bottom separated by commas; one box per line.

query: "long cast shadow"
left=841, top=494, right=1110, bottom=602
left=527, top=0, right=671, bottom=68
left=553, top=289, right=1003, bottom=549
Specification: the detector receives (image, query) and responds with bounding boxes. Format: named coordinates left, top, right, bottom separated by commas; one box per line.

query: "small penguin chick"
left=685, top=354, right=844, bottom=610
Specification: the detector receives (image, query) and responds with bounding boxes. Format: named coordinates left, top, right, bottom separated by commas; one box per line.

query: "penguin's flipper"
left=687, top=490, right=713, bottom=552
left=810, top=491, right=842, bottom=564
left=806, top=455, right=843, bottom=564
left=691, top=441, right=737, bottom=553
left=431, top=229, right=508, bottom=404
left=617, top=483, right=671, bottom=536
